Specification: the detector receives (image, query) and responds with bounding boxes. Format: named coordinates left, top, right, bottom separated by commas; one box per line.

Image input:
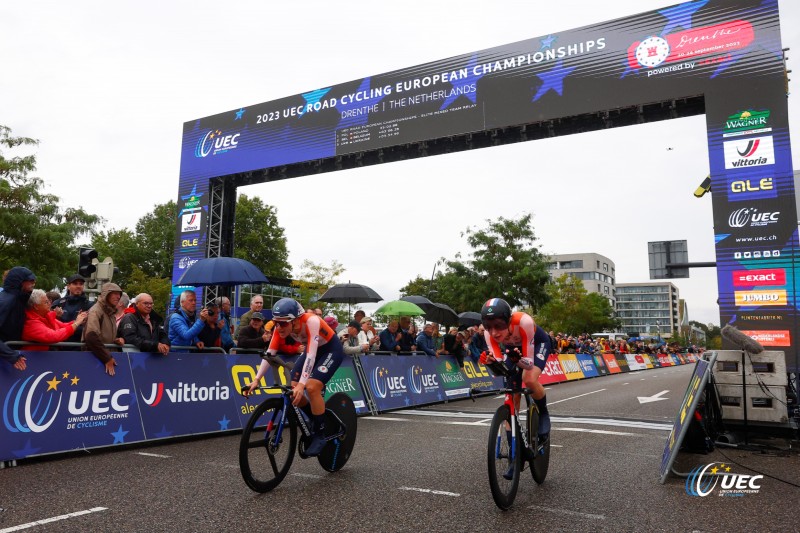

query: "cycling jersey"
left=267, top=313, right=341, bottom=385
left=483, top=312, right=550, bottom=374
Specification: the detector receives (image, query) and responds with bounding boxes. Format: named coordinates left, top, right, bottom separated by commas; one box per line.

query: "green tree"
left=234, top=194, right=291, bottom=278
left=292, top=259, right=348, bottom=322
left=401, top=214, right=551, bottom=313
left=135, top=201, right=176, bottom=279
left=0, top=125, right=99, bottom=289
left=91, top=228, right=139, bottom=288
left=536, top=274, right=618, bottom=334
left=124, top=265, right=172, bottom=316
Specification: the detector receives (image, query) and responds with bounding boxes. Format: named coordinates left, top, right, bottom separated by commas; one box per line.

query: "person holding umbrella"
left=243, top=298, right=343, bottom=457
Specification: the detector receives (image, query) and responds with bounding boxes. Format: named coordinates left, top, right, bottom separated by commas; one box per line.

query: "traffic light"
left=78, top=247, right=98, bottom=278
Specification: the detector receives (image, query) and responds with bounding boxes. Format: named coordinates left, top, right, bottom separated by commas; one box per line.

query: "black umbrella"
left=317, top=283, right=383, bottom=304
left=425, top=302, right=459, bottom=326
left=458, top=311, right=482, bottom=327
left=400, top=295, right=436, bottom=313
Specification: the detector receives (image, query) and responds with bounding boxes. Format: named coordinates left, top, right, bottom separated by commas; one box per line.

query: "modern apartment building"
left=547, top=253, right=616, bottom=306
left=615, top=282, right=680, bottom=338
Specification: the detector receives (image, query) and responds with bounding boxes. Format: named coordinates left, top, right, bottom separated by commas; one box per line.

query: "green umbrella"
left=375, top=300, right=425, bottom=317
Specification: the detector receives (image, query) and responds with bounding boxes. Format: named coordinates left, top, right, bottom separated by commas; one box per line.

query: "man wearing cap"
left=0, top=266, right=37, bottom=370
left=234, top=295, right=263, bottom=341
left=51, top=274, right=95, bottom=343
left=340, top=320, right=369, bottom=356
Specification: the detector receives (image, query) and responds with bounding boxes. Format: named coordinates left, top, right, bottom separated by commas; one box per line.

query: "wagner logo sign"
left=723, top=109, right=771, bottom=137
left=732, top=268, right=786, bottom=287
left=734, top=290, right=787, bottom=306
left=723, top=136, right=774, bottom=169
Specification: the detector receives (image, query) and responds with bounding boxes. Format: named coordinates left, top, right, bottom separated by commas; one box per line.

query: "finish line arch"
left=171, top=0, right=797, bottom=372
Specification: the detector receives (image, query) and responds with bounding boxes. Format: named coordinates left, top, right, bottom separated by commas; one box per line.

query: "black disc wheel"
left=487, top=405, right=521, bottom=510
left=317, top=393, right=358, bottom=472
left=528, top=404, right=550, bottom=485
left=239, top=398, right=297, bottom=492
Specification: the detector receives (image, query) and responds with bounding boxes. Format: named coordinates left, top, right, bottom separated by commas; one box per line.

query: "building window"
left=603, top=263, right=609, bottom=272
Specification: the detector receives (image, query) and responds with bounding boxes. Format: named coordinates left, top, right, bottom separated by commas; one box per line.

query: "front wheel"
left=487, top=405, right=521, bottom=510
left=239, top=398, right=297, bottom=492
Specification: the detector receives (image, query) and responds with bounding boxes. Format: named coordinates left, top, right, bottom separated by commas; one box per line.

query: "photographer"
left=197, top=302, right=222, bottom=350
left=168, top=290, right=210, bottom=352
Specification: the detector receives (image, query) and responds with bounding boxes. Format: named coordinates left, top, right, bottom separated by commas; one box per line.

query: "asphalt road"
left=2, top=364, right=798, bottom=533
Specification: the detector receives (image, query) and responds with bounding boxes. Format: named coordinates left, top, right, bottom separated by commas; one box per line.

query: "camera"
left=205, top=305, right=216, bottom=316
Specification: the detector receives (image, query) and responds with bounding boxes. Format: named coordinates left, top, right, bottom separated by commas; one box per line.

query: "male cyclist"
left=244, top=298, right=343, bottom=456
left=479, top=298, right=551, bottom=479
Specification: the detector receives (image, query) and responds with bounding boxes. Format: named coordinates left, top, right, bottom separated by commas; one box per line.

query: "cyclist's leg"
left=523, top=366, right=550, bottom=437
left=303, top=341, right=344, bottom=456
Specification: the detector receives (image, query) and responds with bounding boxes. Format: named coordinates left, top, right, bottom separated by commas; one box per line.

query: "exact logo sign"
left=732, top=268, right=786, bottom=287
left=723, top=136, right=774, bottom=169
left=734, top=290, right=787, bottom=306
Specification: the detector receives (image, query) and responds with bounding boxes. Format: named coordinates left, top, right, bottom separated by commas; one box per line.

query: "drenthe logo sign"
left=685, top=462, right=763, bottom=497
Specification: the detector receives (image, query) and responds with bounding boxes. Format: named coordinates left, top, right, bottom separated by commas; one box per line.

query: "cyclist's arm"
left=515, top=313, right=543, bottom=370
left=299, top=317, right=322, bottom=385
left=483, top=330, right=504, bottom=362
left=252, top=328, right=285, bottom=385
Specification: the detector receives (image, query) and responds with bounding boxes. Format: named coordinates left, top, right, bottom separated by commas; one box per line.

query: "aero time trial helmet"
left=480, top=298, right=512, bottom=326
left=272, top=298, right=304, bottom=321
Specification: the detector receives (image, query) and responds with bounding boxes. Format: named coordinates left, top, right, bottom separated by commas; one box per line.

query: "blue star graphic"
left=404, top=397, right=411, bottom=406
left=540, top=34, right=557, bottom=50
left=235, top=108, right=245, bottom=120
left=301, top=88, right=332, bottom=117
left=180, top=184, right=201, bottom=202
left=218, top=415, right=230, bottom=430
left=13, top=439, right=42, bottom=458
left=437, top=392, right=443, bottom=401
left=201, top=356, right=211, bottom=367
left=111, top=425, right=129, bottom=444
left=154, top=425, right=173, bottom=438
left=440, top=54, right=484, bottom=110
left=336, top=77, right=387, bottom=129
left=659, top=0, right=709, bottom=36
left=532, top=60, right=576, bottom=101
left=131, top=353, right=148, bottom=370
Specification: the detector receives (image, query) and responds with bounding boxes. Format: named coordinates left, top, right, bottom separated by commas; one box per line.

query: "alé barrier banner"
left=357, top=354, right=502, bottom=412
left=174, top=0, right=797, bottom=374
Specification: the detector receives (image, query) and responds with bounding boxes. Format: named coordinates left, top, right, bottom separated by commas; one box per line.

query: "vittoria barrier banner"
left=175, top=0, right=795, bottom=371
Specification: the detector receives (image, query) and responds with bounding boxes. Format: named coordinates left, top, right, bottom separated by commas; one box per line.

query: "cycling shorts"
left=289, top=334, right=344, bottom=385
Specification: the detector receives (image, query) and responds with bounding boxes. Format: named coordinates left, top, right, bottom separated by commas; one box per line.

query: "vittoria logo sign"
left=723, top=136, right=774, bottom=169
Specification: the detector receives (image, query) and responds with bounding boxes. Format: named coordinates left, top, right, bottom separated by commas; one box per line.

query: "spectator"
left=341, top=320, right=368, bottom=356
left=353, top=310, right=366, bottom=324
left=83, top=282, right=125, bottom=376
left=469, top=325, right=487, bottom=359
left=398, top=316, right=416, bottom=352
left=358, top=316, right=381, bottom=351
left=51, top=274, right=94, bottom=342
left=439, top=327, right=466, bottom=367
left=168, top=290, right=209, bottom=351
left=431, top=322, right=443, bottom=351
left=415, top=323, right=437, bottom=357
left=118, top=293, right=169, bottom=355
left=379, top=320, right=403, bottom=352
left=313, top=308, right=324, bottom=317
left=115, top=292, right=131, bottom=327
left=215, top=296, right=235, bottom=351
left=237, top=312, right=272, bottom=350
left=0, top=267, right=36, bottom=370
left=234, top=295, right=264, bottom=340
left=198, top=302, right=222, bottom=349
left=323, top=316, right=339, bottom=332
left=617, top=339, right=629, bottom=354
left=45, top=290, right=63, bottom=319
left=22, top=289, right=87, bottom=350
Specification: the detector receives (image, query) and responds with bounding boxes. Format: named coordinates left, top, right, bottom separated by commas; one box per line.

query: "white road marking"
left=292, top=472, right=323, bottom=479
left=362, top=416, right=412, bottom=422
left=527, top=505, right=605, bottom=520
left=440, top=436, right=477, bottom=441
left=637, top=390, right=670, bottom=404
left=135, top=452, right=170, bottom=458
left=559, top=427, right=636, bottom=436
left=0, top=507, right=108, bottom=532
left=399, top=486, right=460, bottom=497
left=548, top=389, right=606, bottom=405
left=623, top=383, right=630, bottom=386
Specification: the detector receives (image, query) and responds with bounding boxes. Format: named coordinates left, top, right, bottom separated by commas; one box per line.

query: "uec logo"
left=194, top=129, right=241, bottom=158
left=370, top=367, right=406, bottom=399
left=408, top=366, right=438, bottom=394
left=685, top=462, right=763, bottom=497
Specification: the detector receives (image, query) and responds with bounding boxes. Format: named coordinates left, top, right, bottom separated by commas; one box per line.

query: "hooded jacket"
left=0, top=267, right=36, bottom=364
left=83, top=282, right=122, bottom=363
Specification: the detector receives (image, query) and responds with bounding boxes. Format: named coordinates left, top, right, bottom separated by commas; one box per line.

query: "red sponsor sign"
left=741, top=330, right=791, bottom=347
left=602, top=353, right=621, bottom=374
left=658, top=355, right=673, bottom=366
left=628, top=20, right=754, bottom=69
left=732, top=268, right=786, bottom=287
left=539, top=354, right=567, bottom=385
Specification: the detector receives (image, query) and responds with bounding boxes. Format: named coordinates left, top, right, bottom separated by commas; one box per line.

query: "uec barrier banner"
left=358, top=355, right=501, bottom=412
left=2, top=351, right=146, bottom=461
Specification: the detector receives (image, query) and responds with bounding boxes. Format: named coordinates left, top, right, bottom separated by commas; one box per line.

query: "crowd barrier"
left=0, top=346, right=700, bottom=463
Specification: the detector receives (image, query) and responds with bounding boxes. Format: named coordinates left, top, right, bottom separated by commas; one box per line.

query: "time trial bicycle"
left=472, top=360, right=550, bottom=510
left=239, top=384, right=357, bottom=492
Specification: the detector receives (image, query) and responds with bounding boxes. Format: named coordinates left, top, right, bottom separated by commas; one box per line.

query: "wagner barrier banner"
left=1, top=351, right=146, bottom=461
left=557, top=354, right=585, bottom=381
left=576, top=354, right=600, bottom=379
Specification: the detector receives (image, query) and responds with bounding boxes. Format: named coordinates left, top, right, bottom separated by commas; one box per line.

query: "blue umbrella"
left=177, top=257, right=269, bottom=286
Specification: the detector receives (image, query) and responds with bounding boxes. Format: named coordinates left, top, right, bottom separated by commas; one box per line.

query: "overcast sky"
left=3, top=1, right=799, bottom=326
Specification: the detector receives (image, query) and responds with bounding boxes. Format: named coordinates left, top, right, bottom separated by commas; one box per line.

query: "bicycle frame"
left=258, top=385, right=346, bottom=444
left=500, top=388, right=534, bottom=462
